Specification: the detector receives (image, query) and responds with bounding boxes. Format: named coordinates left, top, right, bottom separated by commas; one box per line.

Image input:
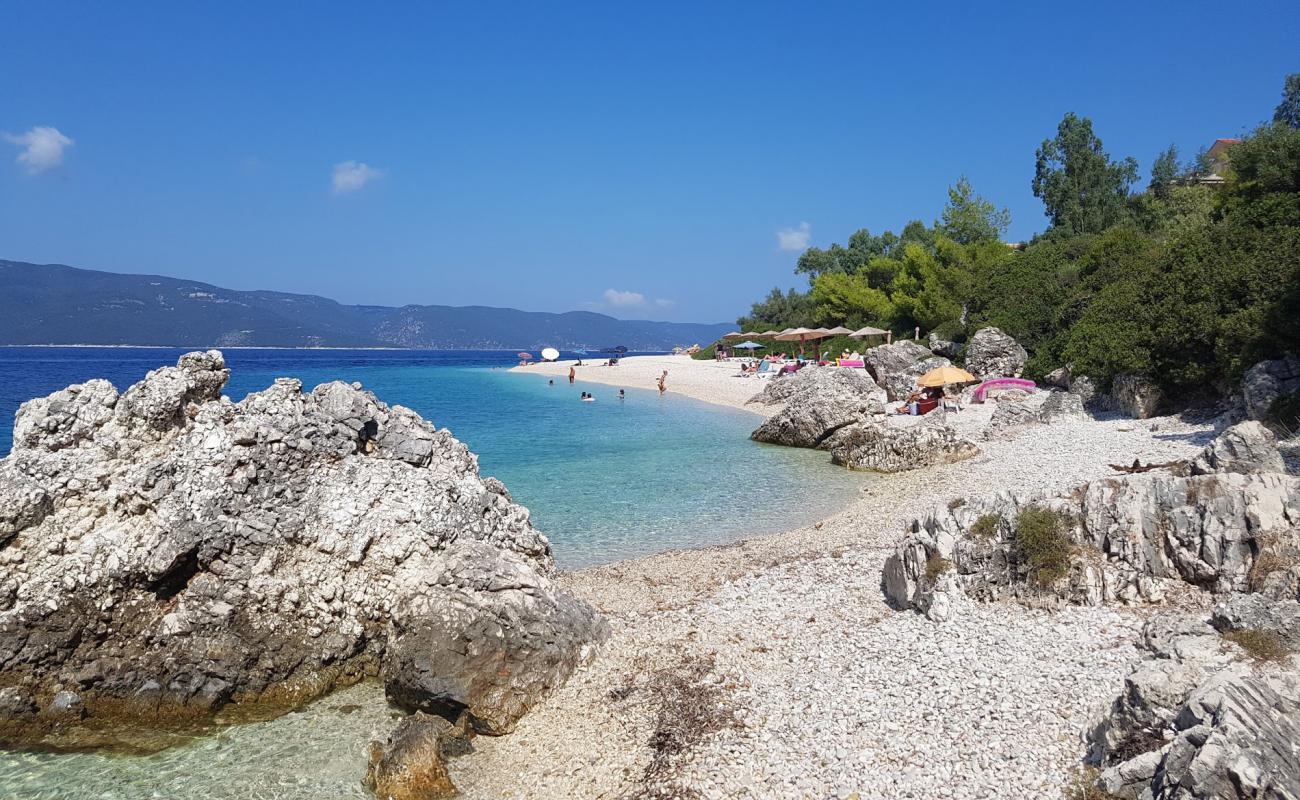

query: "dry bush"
left=968, top=513, right=1002, bottom=541
left=1222, top=628, right=1292, bottom=663
left=924, top=553, right=953, bottom=586
left=1063, top=767, right=1120, bottom=800
left=1014, top=507, right=1074, bottom=587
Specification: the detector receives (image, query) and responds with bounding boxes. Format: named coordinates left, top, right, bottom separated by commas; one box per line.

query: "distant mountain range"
left=0, top=260, right=732, bottom=350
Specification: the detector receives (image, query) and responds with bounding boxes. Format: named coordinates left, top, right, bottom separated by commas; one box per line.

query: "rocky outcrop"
left=749, top=366, right=887, bottom=449
left=877, top=356, right=953, bottom=403
left=751, top=390, right=882, bottom=449
left=0, top=351, right=606, bottom=751
left=1068, top=374, right=1098, bottom=406
left=927, top=332, right=961, bottom=359
left=882, top=472, right=1300, bottom=618
left=984, top=391, right=1086, bottom=439
left=826, top=415, right=979, bottom=473
left=365, top=711, right=469, bottom=800
left=1088, top=598, right=1300, bottom=799
left=1106, top=374, right=1163, bottom=419
left=1192, top=420, right=1287, bottom=476
left=861, top=340, right=934, bottom=400
left=747, top=365, right=885, bottom=408
left=963, top=327, right=1027, bottom=379
left=1242, top=356, right=1300, bottom=422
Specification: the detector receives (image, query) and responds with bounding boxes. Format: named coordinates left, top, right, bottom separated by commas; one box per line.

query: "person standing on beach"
left=568, top=365, right=576, bottom=384
left=657, top=370, right=667, bottom=394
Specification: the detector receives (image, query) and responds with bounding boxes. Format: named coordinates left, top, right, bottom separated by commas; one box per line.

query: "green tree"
left=1149, top=144, right=1180, bottom=196
left=1274, top=73, right=1300, bottom=129
left=810, top=272, right=895, bottom=328
left=938, top=176, right=1011, bottom=244
left=737, top=287, right=816, bottom=330
left=1032, top=113, right=1139, bottom=235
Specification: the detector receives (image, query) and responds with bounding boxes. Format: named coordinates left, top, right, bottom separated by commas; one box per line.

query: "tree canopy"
left=1032, top=113, right=1139, bottom=236
left=938, top=176, right=1011, bottom=244
left=1275, top=73, right=1300, bottom=129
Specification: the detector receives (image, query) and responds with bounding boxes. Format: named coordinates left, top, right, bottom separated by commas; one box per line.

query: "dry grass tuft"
left=1063, top=767, right=1121, bottom=800
left=924, top=553, right=953, bottom=586
left=968, top=513, right=1002, bottom=541
left=1222, top=628, right=1292, bottom=663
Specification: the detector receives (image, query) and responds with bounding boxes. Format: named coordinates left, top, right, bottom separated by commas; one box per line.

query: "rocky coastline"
left=3, top=342, right=1298, bottom=799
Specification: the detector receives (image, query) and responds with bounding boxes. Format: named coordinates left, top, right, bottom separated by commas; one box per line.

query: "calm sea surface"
left=0, top=347, right=866, bottom=799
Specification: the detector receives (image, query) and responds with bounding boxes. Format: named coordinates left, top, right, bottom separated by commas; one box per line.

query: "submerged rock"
left=0, top=351, right=606, bottom=750
left=365, top=711, right=468, bottom=800
left=963, top=327, right=1027, bottom=379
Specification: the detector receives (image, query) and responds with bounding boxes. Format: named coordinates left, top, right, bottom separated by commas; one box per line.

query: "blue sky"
left=2, top=2, right=1297, bottom=323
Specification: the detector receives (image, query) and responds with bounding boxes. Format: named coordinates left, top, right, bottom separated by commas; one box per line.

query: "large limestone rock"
left=0, top=351, right=606, bottom=751
left=927, top=332, right=961, bottom=359
left=827, top=416, right=979, bottom=473
left=1106, top=373, right=1163, bottom=419
left=963, top=327, right=1027, bottom=379
left=878, top=356, right=953, bottom=403
left=1242, top=356, right=1300, bottom=422
left=861, top=340, right=934, bottom=400
left=984, top=391, right=1086, bottom=440
left=1089, top=599, right=1300, bottom=799
left=751, top=390, right=881, bottom=449
left=747, top=365, right=885, bottom=408
left=882, top=472, right=1300, bottom=614
left=1192, top=420, right=1287, bottom=476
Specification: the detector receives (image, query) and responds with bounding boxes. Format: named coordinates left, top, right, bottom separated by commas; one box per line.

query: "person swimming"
left=618, top=389, right=625, bottom=400
left=548, top=379, right=554, bottom=385
left=581, top=392, right=595, bottom=402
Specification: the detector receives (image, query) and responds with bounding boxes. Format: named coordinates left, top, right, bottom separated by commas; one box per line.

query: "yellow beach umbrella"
left=917, top=366, right=977, bottom=387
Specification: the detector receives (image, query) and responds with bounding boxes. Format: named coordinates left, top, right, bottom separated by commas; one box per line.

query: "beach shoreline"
left=454, top=356, right=1219, bottom=799
left=511, top=353, right=771, bottom=416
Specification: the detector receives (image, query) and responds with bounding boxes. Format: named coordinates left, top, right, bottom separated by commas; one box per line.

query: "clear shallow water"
left=0, top=347, right=865, bottom=568
left=0, top=348, right=867, bottom=799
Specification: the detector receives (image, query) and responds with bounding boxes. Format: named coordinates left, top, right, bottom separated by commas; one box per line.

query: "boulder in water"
left=0, top=351, right=607, bottom=751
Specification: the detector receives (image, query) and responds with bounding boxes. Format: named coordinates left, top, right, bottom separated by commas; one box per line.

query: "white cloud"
left=602, top=289, right=645, bottom=307
left=3, top=126, right=74, bottom=173
left=331, top=160, right=384, bottom=194
left=655, top=298, right=675, bottom=307
left=776, top=221, right=811, bottom=251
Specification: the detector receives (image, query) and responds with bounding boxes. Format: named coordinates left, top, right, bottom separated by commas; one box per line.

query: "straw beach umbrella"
left=775, top=327, right=833, bottom=360
left=823, top=326, right=854, bottom=337
left=849, top=325, right=889, bottom=338
left=917, top=366, right=977, bottom=387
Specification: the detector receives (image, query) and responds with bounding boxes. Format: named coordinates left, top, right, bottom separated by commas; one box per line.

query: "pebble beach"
left=466, top=356, right=1216, bottom=799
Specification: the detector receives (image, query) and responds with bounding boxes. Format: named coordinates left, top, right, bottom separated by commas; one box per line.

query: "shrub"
left=1064, top=768, right=1120, bottom=800
left=924, top=553, right=952, bottom=586
left=947, top=497, right=966, bottom=510
left=1268, top=391, right=1300, bottom=434
left=1014, top=507, right=1075, bottom=587
left=968, top=513, right=1001, bottom=541
left=1110, top=727, right=1167, bottom=762
left=1222, top=628, right=1292, bottom=663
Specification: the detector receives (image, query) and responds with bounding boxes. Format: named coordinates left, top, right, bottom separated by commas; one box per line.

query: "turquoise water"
left=0, top=348, right=867, bottom=569
left=0, top=349, right=869, bottom=799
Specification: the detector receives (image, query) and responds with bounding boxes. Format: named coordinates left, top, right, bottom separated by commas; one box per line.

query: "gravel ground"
left=451, top=389, right=1218, bottom=800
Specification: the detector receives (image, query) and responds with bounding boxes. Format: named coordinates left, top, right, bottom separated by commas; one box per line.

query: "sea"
left=0, top=347, right=867, bottom=799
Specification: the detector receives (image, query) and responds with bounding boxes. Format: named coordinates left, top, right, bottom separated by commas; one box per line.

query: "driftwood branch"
left=1109, top=459, right=1189, bottom=474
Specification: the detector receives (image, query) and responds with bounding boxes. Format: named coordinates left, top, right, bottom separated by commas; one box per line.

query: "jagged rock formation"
left=963, top=327, right=1027, bottom=379
left=927, top=332, right=961, bottom=359
left=1192, top=420, right=1287, bottom=475
left=861, top=340, right=935, bottom=400
left=0, top=351, right=606, bottom=751
left=1242, top=356, right=1300, bottom=422
left=882, top=472, right=1300, bottom=619
left=984, top=391, right=1086, bottom=440
left=1106, top=374, right=1164, bottom=419
left=749, top=367, right=887, bottom=448
left=747, top=365, right=885, bottom=408
left=751, top=390, right=882, bottom=449
left=827, top=416, right=979, bottom=473
left=1088, top=596, right=1300, bottom=799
